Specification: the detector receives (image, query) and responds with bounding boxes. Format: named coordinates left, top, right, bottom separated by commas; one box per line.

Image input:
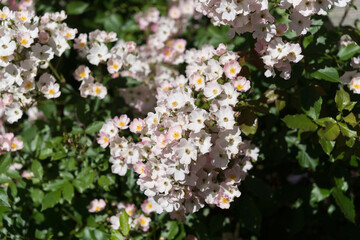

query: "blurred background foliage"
left=1, top=0, right=360, bottom=239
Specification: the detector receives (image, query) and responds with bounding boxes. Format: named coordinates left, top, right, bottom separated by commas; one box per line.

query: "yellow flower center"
left=113, top=63, right=119, bottom=69
left=103, top=137, right=108, bottom=143
left=229, top=174, right=236, bottom=181
left=1, top=56, right=7, bottom=61
left=221, top=198, right=229, bottom=204
left=229, top=67, right=236, bottom=74
left=95, top=87, right=101, bottom=94
left=25, top=82, right=33, bottom=89
left=136, top=125, right=142, bottom=131
left=66, top=33, right=72, bottom=38
left=95, top=206, right=101, bottom=211
left=212, top=89, right=218, bottom=94
left=80, top=42, right=86, bottom=47
left=171, top=101, right=178, bottom=107
left=79, top=72, right=86, bottom=78
left=236, top=84, right=243, bottom=90
left=354, top=84, right=360, bottom=89
left=148, top=203, right=152, bottom=209
left=0, top=13, right=6, bottom=18
left=139, top=219, right=146, bottom=225
left=11, top=143, right=17, bottom=149
left=119, top=122, right=125, bottom=127
left=197, top=78, right=202, bottom=84
left=48, top=89, right=54, bottom=95
left=173, top=132, right=180, bottom=139
left=19, top=16, right=27, bottom=21
left=20, top=39, right=28, bottom=45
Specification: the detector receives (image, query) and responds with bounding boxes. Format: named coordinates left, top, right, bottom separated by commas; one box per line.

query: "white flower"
left=0, top=36, right=16, bottom=57
left=5, top=104, right=23, bottom=124
left=203, top=81, right=222, bottom=100
left=31, top=43, right=54, bottom=62
left=87, top=43, right=110, bottom=66
left=42, top=82, right=61, bottom=99
left=214, top=105, right=236, bottom=130
left=175, top=139, right=197, bottom=165
left=188, top=109, right=208, bottom=133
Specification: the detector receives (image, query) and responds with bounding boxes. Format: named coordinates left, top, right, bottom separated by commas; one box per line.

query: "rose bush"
left=1, top=0, right=360, bottom=239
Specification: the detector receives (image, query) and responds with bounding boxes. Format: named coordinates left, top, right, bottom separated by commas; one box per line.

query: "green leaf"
left=282, top=114, right=318, bottom=132
left=62, top=182, right=74, bottom=204
left=297, top=146, right=319, bottom=170
left=41, top=190, right=61, bottom=211
left=31, top=189, right=44, bottom=205
left=311, top=67, right=340, bottom=83
left=317, top=122, right=340, bottom=141
left=39, top=147, right=53, bottom=160
left=331, top=187, right=355, bottom=223
left=110, top=230, right=124, bottom=240
left=119, top=211, right=129, bottom=237
left=165, top=221, right=179, bottom=240
left=98, top=175, right=111, bottom=191
left=335, top=88, right=350, bottom=112
left=319, top=139, right=335, bottom=155
left=0, top=188, right=10, bottom=208
left=66, top=1, right=89, bottom=15
left=338, top=122, right=357, bottom=138
left=31, top=160, right=43, bottom=180
left=344, top=112, right=357, bottom=127
left=311, top=184, right=331, bottom=204
left=104, top=14, right=123, bottom=34
left=85, top=121, right=103, bottom=135
left=0, top=152, right=11, bottom=175
left=38, top=101, right=57, bottom=119
left=337, top=43, right=360, bottom=60
left=73, top=167, right=96, bottom=193
left=335, top=177, right=349, bottom=192
left=301, top=87, right=322, bottom=120
left=314, top=117, right=337, bottom=127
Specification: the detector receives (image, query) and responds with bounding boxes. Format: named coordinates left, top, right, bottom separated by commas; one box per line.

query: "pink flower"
left=97, top=131, right=110, bottom=148
left=134, top=162, right=147, bottom=178
left=129, top=118, right=145, bottom=133
left=113, top=114, right=130, bottom=130
left=232, top=76, right=251, bottom=92
left=136, top=214, right=151, bottom=232
left=223, top=60, right=241, bottom=79
left=168, top=6, right=181, bottom=19
left=21, top=170, right=34, bottom=180
left=141, top=199, right=155, bottom=215
left=88, top=199, right=106, bottom=212
left=166, top=125, right=182, bottom=141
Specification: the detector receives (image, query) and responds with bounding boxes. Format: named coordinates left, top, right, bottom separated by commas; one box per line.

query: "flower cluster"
left=116, top=2, right=196, bottom=114
left=194, top=0, right=350, bottom=79
left=110, top=200, right=153, bottom=232
left=72, top=31, right=150, bottom=99
left=3, top=0, right=34, bottom=12
left=98, top=44, right=259, bottom=219
left=0, top=6, right=75, bottom=129
left=255, top=37, right=303, bottom=79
